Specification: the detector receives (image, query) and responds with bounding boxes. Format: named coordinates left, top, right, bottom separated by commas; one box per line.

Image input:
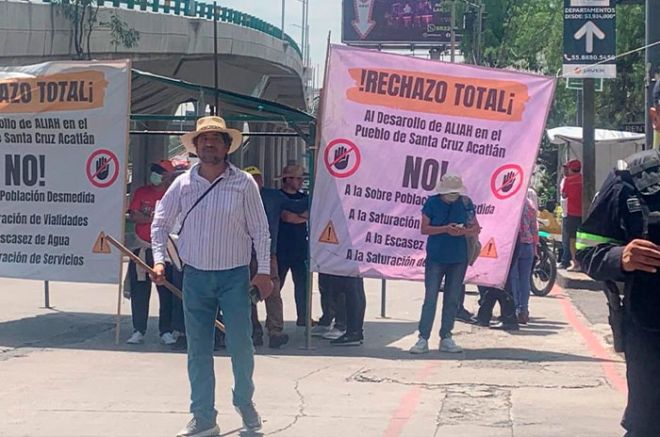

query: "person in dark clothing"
left=277, top=164, right=313, bottom=326
left=327, top=275, right=366, bottom=346
left=577, top=86, right=660, bottom=437
left=473, top=284, right=518, bottom=331
left=313, top=273, right=347, bottom=340
left=244, top=166, right=308, bottom=348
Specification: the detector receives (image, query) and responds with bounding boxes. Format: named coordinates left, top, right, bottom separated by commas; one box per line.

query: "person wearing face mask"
left=125, top=160, right=178, bottom=345
left=410, top=174, right=480, bottom=354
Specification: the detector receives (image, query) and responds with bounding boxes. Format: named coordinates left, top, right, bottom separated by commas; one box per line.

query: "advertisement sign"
left=562, top=0, right=616, bottom=78
left=342, top=0, right=460, bottom=46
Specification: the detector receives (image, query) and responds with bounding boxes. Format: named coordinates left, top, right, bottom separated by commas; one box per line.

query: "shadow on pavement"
left=0, top=311, right=616, bottom=364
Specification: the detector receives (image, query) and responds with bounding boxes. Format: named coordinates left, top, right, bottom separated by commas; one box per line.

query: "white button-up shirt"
left=151, top=163, right=271, bottom=274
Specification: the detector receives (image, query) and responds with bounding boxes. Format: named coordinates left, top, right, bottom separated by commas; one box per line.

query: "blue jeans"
left=418, top=261, right=468, bottom=340
left=182, top=265, right=254, bottom=422
left=509, top=243, right=535, bottom=312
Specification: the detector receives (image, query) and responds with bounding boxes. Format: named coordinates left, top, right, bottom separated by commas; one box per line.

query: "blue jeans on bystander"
left=182, top=265, right=254, bottom=423
left=418, top=261, right=468, bottom=340
left=509, top=243, right=535, bottom=312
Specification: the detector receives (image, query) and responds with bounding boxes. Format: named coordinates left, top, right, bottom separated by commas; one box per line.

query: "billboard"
left=342, top=0, right=461, bottom=46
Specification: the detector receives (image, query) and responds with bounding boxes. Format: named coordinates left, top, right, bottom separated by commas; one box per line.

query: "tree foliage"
left=52, top=0, right=140, bottom=59
left=465, top=0, right=645, bottom=129
left=460, top=0, right=644, bottom=203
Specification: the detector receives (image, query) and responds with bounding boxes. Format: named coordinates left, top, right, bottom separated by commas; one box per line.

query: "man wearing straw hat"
left=151, top=116, right=272, bottom=437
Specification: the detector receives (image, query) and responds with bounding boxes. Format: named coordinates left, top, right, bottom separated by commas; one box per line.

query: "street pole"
left=476, top=0, right=484, bottom=64
left=44, top=281, right=50, bottom=308
left=281, top=0, right=286, bottom=40
left=301, top=0, right=305, bottom=54
left=576, top=89, right=583, bottom=127
left=582, top=78, right=596, bottom=219
left=646, top=0, right=660, bottom=149
left=213, top=1, right=219, bottom=115
left=450, top=1, right=456, bottom=63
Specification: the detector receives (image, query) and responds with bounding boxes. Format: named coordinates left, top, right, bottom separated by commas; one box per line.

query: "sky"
left=215, top=0, right=343, bottom=85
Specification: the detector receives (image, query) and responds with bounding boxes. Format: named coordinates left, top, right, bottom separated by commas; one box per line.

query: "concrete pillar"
left=129, top=134, right=148, bottom=193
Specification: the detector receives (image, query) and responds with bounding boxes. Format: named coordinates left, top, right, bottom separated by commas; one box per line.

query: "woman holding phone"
left=410, top=174, right=480, bottom=354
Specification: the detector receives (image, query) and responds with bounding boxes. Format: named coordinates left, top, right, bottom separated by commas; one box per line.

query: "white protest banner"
left=0, top=60, right=130, bottom=284
left=310, top=45, right=556, bottom=288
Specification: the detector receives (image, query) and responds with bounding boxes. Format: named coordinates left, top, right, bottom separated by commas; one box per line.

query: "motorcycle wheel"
left=531, top=251, right=557, bottom=297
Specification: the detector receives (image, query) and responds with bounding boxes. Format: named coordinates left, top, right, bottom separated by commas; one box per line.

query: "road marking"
left=553, top=285, right=627, bottom=394
left=382, top=362, right=439, bottom=437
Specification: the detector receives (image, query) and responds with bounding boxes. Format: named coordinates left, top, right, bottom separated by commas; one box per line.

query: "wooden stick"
left=104, top=234, right=225, bottom=333
left=115, top=256, right=125, bottom=345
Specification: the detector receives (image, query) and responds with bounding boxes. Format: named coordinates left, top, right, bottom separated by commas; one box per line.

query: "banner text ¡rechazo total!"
left=347, top=68, right=530, bottom=122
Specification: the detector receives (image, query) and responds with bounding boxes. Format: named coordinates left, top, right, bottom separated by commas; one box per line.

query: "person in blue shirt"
left=243, top=166, right=309, bottom=349
left=410, top=174, right=480, bottom=354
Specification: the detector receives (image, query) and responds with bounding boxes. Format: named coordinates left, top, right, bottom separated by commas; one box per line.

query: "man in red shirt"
left=126, top=160, right=178, bottom=345
left=561, top=159, right=583, bottom=271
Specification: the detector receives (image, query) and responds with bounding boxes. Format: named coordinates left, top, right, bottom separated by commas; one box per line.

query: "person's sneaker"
left=455, top=308, right=474, bottom=323
left=160, top=332, right=177, bottom=345
left=470, top=317, right=490, bottom=327
left=176, top=416, right=220, bottom=437
left=126, top=331, right=144, bottom=344
left=567, top=264, right=582, bottom=272
left=322, top=327, right=346, bottom=340
left=439, top=337, right=463, bottom=353
left=518, top=311, right=529, bottom=325
left=235, top=402, right=262, bottom=431
left=172, top=335, right=187, bottom=351
left=268, top=333, right=289, bottom=349
left=296, top=319, right=319, bottom=327
left=409, top=337, right=429, bottom=354
left=311, top=325, right=332, bottom=337
left=330, top=332, right=363, bottom=346
left=252, top=333, right=264, bottom=347
left=491, top=322, right=520, bottom=331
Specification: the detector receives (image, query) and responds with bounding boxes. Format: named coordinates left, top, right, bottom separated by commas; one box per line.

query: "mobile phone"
left=454, top=223, right=464, bottom=228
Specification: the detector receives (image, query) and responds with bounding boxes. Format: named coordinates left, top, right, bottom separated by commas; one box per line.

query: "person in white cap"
left=151, top=116, right=272, bottom=437
left=410, top=174, right=480, bottom=354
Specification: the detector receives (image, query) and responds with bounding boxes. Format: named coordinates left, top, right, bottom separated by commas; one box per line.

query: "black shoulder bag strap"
left=176, top=175, right=224, bottom=236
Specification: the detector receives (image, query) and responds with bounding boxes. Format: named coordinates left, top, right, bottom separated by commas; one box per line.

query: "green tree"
left=472, top=0, right=644, bottom=129
left=52, top=1, right=140, bottom=59
left=463, top=0, right=644, bottom=198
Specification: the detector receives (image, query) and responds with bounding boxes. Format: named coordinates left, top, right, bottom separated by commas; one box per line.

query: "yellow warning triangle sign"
left=92, top=232, right=111, bottom=254
left=479, top=237, right=498, bottom=259
left=318, top=221, right=339, bottom=244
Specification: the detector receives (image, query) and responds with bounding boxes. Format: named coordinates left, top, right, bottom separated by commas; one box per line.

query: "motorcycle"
left=530, top=230, right=557, bottom=296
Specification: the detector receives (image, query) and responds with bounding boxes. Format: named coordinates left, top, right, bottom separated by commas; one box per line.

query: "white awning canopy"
left=546, top=126, right=646, bottom=147
left=546, top=126, right=646, bottom=189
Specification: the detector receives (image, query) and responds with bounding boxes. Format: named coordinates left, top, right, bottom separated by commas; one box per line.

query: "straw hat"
left=181, top=116, right=243, bottom=155
left=436, top=174, right=466, bottom=195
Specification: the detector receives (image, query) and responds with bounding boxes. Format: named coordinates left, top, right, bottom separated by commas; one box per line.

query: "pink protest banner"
left=310, top=45, right=556, bottom=288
